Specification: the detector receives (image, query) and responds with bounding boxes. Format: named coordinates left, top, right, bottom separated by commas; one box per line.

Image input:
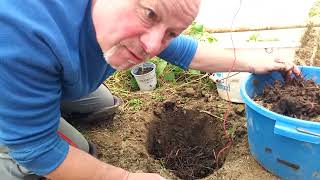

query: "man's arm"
left=47, top=145, right=128, bottom=180
left=189, top=43, right=250, bottom=73
left=189, top=42, right=300, bottom=74
left=47, top=146, right=166, bottom=180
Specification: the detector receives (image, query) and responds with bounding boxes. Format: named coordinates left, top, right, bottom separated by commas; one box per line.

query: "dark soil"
left=255, top=76, right=320, bottom=122
left=136, top=67, right=153, bottom=75
left=147, top=101, right=227, bottom=179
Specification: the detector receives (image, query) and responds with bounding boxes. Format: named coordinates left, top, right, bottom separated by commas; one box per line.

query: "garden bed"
left=74, top=83, right=277, bottom=179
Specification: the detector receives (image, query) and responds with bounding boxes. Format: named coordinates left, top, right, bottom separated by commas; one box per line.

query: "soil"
left=255, top=77, right=320, bottom=122
left=73, top=83, right=278, bottom=180
left=136, top=67, right=153, bottom=75
left=147, top=101, right=227, bottom=179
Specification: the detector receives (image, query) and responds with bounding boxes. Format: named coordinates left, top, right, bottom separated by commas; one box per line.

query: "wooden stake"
left=204, top=23, right=320, bottom=33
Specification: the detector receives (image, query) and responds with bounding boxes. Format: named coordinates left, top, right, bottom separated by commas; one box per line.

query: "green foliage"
left=247, top=33, right=279, bottom=42
left=188, top=69, right=201, bottom=75
left=129, top=77, right=139, bottom=91
left=192, top=23, right=204, bottom=32
left=127, top=98, right=143, bottom=111
left=164, top=72, right=175, bottom=82
left=228, top=127, right=236, bottom=139
left=156, top=60, right=168, bottom=76
left=201, top=77, right=216, bottom=90
left=128, top=98, right=143, bottom=106
left=309, top=0, right=320, bottom=17
left=152, top=93, right=164, bottom=102
left=187, top=22, right=218, bottom=43
left=247, top=33, right=260, bottom=42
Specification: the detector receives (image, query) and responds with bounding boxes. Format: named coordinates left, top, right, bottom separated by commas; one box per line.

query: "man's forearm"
left=189, top=42, right=252, bottom=73
left=47, top=145, right=128, bottom=180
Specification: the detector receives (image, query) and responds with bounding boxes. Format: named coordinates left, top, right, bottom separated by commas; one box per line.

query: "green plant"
left=127, top=98, right=143, bottom=111
left=247, top=33, right=261, bottom=42
left=309, top=0, right=320, bottom=17
left=152, top=93, right=164, bottom=102
left=247, top=33, right=279, bottom=42
left=129, top=77, right=139, bottom=91
left=228, top=127, right=236, bottom=139
left=187, top=22, right=218, bottom=43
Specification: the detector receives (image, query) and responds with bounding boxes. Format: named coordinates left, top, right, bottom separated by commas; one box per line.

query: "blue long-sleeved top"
left=0, top=0, right=198, bottom=175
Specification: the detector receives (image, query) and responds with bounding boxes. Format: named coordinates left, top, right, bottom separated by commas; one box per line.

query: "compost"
left=255, top=76, right=320, bottom=122
left=136, top=67, right=153, bottom=75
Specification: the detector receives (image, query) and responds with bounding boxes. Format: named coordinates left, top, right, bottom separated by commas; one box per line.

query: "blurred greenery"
left=309, top=0, right=320, bottom=17
left=247, top=33, right=279, bottom=42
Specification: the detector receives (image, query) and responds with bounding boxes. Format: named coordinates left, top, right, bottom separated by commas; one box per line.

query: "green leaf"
left=207, top=37, right=214, bottom=43
left=156, top=60, right=167, bottom=76
left=128, top=98, right=143, bottom=106
left=164, top=72, right=175, bottom=82
left=130, top=78, right=139, bottom=91
left=172, top=66, right=183, bottom=73
left=125, top=69, right=132, bottom=76
left=188, top=69, right=201, bottom=75
left=192, top=24, right=204, bottom=32
left=207, top=37, right=217, bottom=43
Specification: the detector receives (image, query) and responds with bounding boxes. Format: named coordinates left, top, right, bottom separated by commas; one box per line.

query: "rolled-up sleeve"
left=159, top=35, right=198, bottom=69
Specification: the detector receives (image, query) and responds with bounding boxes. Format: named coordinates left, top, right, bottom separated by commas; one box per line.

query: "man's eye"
left=168, top=32, right=178, bottom=38
left=145, top=8, right=157, bottom=21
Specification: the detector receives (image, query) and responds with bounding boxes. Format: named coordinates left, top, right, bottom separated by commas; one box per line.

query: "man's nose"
left=140, top=27, right=166, bottom=56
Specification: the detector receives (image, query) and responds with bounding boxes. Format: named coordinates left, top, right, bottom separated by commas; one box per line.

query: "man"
left=0, top=0, right=299, bottom=179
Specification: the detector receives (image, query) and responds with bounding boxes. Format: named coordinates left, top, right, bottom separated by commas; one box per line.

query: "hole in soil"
left=147, top=101, right=229, bottom=179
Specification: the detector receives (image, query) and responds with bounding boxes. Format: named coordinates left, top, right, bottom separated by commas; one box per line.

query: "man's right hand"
left=126, top=172, right=166, bottom=180
left=47, top=145, right=166, bottom=180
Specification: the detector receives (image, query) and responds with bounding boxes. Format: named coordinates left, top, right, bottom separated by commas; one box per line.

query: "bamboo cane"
left=204, top=23, right=320, bottom=33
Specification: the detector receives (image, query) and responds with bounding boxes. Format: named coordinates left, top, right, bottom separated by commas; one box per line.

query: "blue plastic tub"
left=240, top=66, right=320, bottom=180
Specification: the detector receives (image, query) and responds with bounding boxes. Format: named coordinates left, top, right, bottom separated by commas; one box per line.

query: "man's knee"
left=85, top=95, right=122, bottom=122
left=61, top=85, right=122, bottom=122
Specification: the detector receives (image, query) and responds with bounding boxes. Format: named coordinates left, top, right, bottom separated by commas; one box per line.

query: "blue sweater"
left=0, top=0, right=198, bottom=175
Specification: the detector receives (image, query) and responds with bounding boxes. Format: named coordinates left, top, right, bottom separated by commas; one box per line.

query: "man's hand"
left=245, top=47, right=300, bottom=77
left=126, top=172, right=166, bottom=180
left=190, top=43, right=301, bottom=77
left=248, top=57, right=301, bottom=76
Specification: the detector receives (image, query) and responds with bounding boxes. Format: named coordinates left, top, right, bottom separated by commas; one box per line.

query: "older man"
left=0, top=0, right=298, bottom=179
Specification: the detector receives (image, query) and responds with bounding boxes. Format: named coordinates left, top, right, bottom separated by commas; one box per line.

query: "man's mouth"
left=125, top=47, right=145, bottom=63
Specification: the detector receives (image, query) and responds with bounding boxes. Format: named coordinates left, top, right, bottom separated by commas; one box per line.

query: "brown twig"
left=200, top=110, right=225, bottom=121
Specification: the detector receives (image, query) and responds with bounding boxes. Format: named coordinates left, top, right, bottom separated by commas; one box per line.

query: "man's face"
left=92, top=0, right=201, bottom=70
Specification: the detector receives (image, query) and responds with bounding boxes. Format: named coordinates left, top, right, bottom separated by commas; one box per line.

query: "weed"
left=127, top=98, right=143, bottom=112
left=247, top=32, right=279, bottom=42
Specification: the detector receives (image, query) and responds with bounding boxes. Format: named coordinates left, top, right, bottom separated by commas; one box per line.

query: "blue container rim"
left=240, top=66, right=320, bottom=128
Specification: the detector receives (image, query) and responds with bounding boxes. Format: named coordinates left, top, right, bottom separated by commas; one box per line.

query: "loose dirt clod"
left=255, top=76, right=320, bottom=122
left=147, top=101, right=229, bottom=180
